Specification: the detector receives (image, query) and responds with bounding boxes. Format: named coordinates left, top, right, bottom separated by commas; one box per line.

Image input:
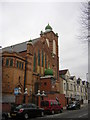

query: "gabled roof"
left=2, top=37, right=40, bottom=53
left=59, top=69, right=68, bottom=75
left=82, top=81, right=85, bottom=85
left=69, top=76, right=75, bottom=80
left=77, top=78, right=82, bottom=84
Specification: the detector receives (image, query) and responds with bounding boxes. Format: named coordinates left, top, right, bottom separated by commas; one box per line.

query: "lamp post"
left=29, top=88, right=32, bottom=102
left=18, top=87, right=22, bottom=94
left=23, top=88, right=28, bottom=103
left=36, top=90, right=41, bottom=107
left=41, top=91, right=46, bottom=100
left=36, top=90, right=46, bottom=107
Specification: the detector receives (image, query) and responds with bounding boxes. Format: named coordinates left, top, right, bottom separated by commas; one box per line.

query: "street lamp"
left=24, top=88, right=28, bottom=95
left=18, top=87, right=22, bottom=94
left=41, top=91, right=46, bottom=100
left=36, top=90, right=46, bottom=107
left=37, top=90, right=41, bottom=96
left=23, top=88, right=28, bottom=103
left=36, top=90, right=41, bottom=107
left=42, top=91, right=46, bottom=96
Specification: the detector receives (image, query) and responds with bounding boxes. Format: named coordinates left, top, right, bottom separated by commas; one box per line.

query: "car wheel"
left=41, top=111, right=44, bottom=117
left=2, top=114, right=8, bottom=120
left=79, top=106, right=80, bottom=109
left=2, top=115, right=6, bottom=120
left=74, top=107, right=76, bottom=110
left=24, top=113, right=29, bottom=120
left=60, top=109, right=63, bottom=113
left=51, top=110, right=54, bottom=115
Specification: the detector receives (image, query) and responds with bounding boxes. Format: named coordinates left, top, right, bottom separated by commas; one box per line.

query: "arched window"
left=38, top=50, right=40, bottom=66
left=6, top=58, right=9, bottom=66
left=33, top=53, right=36, bottom=72
left=46, top=38, right=49, bottom=47
left=42, top=50, right=44, bottom=67
left=45, top=54, right=47, bottom=69
left=22, top=63, right=23, bottom=69
left=10, top=59, right=13, bottom=67
left=19, top=62, right=21, bottom=69
left=53, top=40, right=56, bottom=54
left=48, top=62, right=50, bottom=68
left=17, top=61, right=19, bottom=68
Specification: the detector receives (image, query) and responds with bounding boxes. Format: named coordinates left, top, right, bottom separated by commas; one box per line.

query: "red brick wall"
left=2, top=103, right=11, bottom=112
left=40, top=78, right=51, bottom=92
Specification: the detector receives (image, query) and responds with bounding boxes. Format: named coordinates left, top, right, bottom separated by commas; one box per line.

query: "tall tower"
left=40, top=24, right=59, bottom=81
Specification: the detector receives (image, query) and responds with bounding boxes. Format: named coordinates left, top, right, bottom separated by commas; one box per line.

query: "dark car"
left=10, top=103, right=44, bottom=119
left=67, top=101, right=81, bottom=110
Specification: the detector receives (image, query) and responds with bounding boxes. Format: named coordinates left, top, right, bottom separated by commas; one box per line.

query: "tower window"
left=19, top=62, right=21, bottom=69
left=45, top=54, right=47, bottom=68
left=22, top=63, right=23, bottom=69
left=44, top=82, right=47, bottom=86
left=53, top=40, right=56, bottom=55
left=17, top=61, right=19, bottom=68
left=42, top=50, right=44, bottom=67
left=33, top=53, right=36, bottom=72
left=38, top=50, right=40, bottom=66
left=10, top=59, right=13, bottom=67
left=46, top=38, right=49, bottom=47
left=6, top=59, right=9, bottom=66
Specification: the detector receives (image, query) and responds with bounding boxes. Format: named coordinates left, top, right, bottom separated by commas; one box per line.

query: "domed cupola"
left=45, top=24, right=52, bottom=32
left=44, top=68, right=53, bottom=76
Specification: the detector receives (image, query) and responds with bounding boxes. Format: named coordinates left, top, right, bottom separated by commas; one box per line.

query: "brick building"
left=2, top=24, right=63, bottom=105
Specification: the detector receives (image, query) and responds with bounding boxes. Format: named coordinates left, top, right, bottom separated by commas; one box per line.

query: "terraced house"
left=59, top=69, right=88, bottom=105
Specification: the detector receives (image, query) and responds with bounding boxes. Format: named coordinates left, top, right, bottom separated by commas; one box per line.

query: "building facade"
left=59, top=69, right=88, bottom=105
left=2, top=24, right=60, bottom=104
left=2, top=24, right=88, bottom=107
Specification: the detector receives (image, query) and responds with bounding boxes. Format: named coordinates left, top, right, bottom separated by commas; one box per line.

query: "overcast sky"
left=0, top=1, right=88, bottom=80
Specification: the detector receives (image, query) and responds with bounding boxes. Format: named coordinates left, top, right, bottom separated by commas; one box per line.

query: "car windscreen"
left=16, top=105, right=23, bottom=109
left=41, top=101, right=49, bottom=107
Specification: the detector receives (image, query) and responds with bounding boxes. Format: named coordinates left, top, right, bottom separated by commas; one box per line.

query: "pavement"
left=81, top=103, right=88, bottom=108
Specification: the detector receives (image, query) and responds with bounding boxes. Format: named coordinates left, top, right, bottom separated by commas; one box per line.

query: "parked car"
left=67, top=101, right=81, bottom=110
left=40, top=100, right=63, bottom=114
left=10, top=103, right=44, bottom=119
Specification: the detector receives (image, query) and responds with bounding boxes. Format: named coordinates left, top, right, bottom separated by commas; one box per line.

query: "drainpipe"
left=23, top=57, right=27, bottom=103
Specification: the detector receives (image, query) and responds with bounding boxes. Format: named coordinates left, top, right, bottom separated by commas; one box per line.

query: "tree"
left=79, top=1, right=90, bottom=42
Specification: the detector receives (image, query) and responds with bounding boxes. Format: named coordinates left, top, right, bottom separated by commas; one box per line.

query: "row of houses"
left=59, top=69, right=88, bottom=105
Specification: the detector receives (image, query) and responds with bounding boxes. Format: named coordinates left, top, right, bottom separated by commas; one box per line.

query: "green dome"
left=29, top=39, right=32, bottom=42
left=45, top=24, right=52, bottom=31
left=44, top=68, right=53, bottom=76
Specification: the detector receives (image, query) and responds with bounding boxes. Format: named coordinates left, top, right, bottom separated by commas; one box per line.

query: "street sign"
left=14, top=88, right=19, bottom=95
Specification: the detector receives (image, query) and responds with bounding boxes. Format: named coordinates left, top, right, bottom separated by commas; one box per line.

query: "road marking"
left=78, top=113, right=88, bottom=118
